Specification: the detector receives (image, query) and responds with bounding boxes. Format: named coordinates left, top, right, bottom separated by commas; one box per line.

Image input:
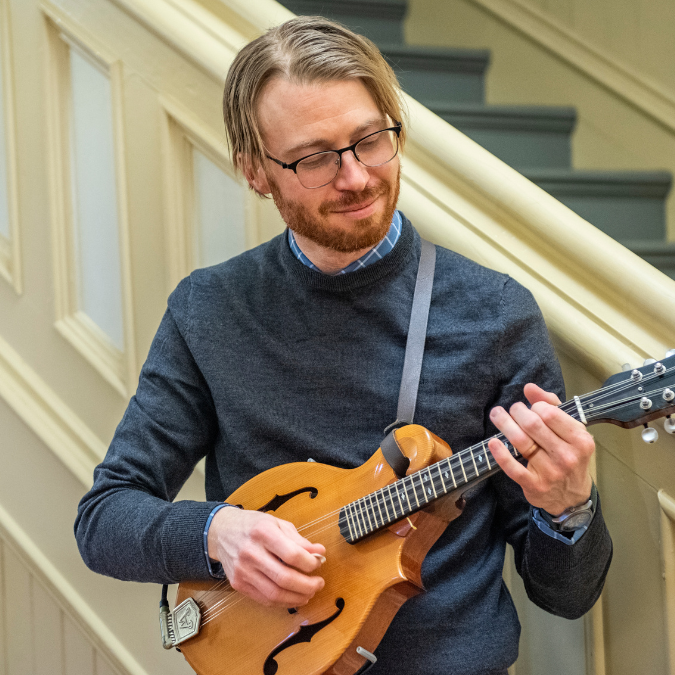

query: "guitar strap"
left=381, top=238, right=436, bottom=478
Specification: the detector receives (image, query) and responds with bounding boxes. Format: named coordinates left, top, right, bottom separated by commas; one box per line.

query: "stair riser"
left=395, top=70, right=484, bottom=104
left=450, top=126, right=571, bottom=170
left=543, top=195, right=666, bottom=242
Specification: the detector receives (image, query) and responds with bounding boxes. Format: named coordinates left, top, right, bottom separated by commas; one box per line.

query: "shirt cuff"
left=203, top=503, right=233, bottom=579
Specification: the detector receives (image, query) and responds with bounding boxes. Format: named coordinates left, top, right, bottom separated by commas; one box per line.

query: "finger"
left=268, top=521, right=326, bottom=573
left=250, top=541, right=325, bottom=594
left=529, top=401, right=594, bottom=452
left=490, top=404, right=553, bottom=458
left=242, top=569, right=318, bottom=608
left=524, top=383, right=561, bottom=406
left=488, top=438, right=536, bottom=491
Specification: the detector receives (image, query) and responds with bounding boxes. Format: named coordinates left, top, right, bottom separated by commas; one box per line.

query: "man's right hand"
left=207, top=506, right=326, bottom=608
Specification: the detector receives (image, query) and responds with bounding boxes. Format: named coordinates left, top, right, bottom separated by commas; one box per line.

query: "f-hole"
left=258, top=487, right=318, bottom=513
left=263, top=598, right=345, bottom=675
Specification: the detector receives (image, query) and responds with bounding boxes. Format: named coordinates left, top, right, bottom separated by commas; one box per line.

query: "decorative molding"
left=466, top=0, right=675, bottom=135
left=0, top=502, right=150, bottom=675
left=0, top=0, right=22, bottom=294
left=659, top=489, right=675, bottom=675
left=0, top=332, right=105, bottom=488
left=42, top=10, right=137, bottom=398
left=160, top=96, right=258, bottom=289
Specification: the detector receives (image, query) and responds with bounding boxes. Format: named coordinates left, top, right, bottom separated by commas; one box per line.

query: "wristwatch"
left=541, top=483, right=597, bottom=533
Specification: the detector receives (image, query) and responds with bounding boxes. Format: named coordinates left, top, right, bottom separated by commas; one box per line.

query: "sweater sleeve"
left=488, top=277, right=613, bottom=619
left=74, top=277, right=224, bottom=584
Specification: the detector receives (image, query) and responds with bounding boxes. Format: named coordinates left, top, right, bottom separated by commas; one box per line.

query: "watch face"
left=560, top=510, right=593, bottom=531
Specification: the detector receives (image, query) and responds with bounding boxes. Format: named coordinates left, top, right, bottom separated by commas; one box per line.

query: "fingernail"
left=490, top=407, right=501, bottom=418
left=313, top=553, right=326, bottom=564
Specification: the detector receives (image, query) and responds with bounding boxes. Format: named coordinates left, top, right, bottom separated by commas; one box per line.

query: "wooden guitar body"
left=177, top=425, right=463, bottom=675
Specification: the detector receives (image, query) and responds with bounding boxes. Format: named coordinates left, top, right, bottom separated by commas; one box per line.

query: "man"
left=76, top=16, right=612, bottom=675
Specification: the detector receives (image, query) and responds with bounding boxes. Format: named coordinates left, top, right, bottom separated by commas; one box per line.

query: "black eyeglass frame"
left=265, top=121, right=402, bottom=187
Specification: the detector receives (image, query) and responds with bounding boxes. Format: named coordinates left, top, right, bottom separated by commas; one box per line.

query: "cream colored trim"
left=42, top=12, right=137, bottom=397
left=659, top=489, right=675, bottom=675
left=0, top=0, right=22, bottom=294
left=0, top=502, right=150, bottom=675
left=466, top=0, right=675, bottom=134
left=0, top=332, right=105, bottom=488
left=160, top=96, right=259, bottom=288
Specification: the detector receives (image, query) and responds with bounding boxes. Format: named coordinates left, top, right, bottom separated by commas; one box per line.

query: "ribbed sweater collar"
left=277, top=213, right=417, bottom=292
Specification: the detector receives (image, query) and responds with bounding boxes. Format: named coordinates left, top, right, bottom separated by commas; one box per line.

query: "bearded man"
left=75, top=16, right=612, bottom=675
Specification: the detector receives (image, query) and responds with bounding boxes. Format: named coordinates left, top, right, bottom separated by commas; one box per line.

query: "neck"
left=291, top=231, right=375, bottom=274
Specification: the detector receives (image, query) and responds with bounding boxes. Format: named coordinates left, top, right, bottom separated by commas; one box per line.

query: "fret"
left=361, top=497, right=374, bottom=533
left=402, top=476, right=414, bottom=512
left=436, top=462, right=448, bottom=493
left=366, top=494, right=379, bottom=530
left=469, top=448, right=479, bottom=477
left=344, top=506, right=355, bottom=542
left=426, top=467, right=438, bottom=499
left=387, top=485, right=399, bottom=519
left=414, top=472, right=428, bottom=505
left=351, top=503, right=363, bottom=539
left=410, top=475, right=420, bottom=508
left=382, top=487, right=394, bottom=522
left=374, top=489, right=385, bottom=524
left=396, top=481, right=408, bottom=513
left=483, top=441, right=491, bottom=470
left=458, top=454, right=468, bottom=484
left=442, top=459, right=457, bottom=489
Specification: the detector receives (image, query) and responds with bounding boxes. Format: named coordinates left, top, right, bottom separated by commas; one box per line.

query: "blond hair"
left=223, top=16, right=407, bottom=173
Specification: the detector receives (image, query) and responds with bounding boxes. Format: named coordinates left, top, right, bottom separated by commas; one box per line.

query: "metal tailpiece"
left=159, top=597, right=201, bottom=649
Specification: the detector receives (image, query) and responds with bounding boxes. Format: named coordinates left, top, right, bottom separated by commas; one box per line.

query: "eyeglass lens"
left=295, top=129, right=399, bottom=189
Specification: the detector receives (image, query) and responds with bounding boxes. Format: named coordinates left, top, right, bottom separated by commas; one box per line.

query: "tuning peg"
left=644, top=358, right=657, bottom=366
left=667, top=349, right=675, bottom=359
left=665, top=417, right=675, bottom=435
left=622, top=363, right=632, bottom=372
left=642, top=425, right=659, bottom=443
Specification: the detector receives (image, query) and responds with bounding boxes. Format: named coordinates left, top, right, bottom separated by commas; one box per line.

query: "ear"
left=240, top=155, right=271, bottom=196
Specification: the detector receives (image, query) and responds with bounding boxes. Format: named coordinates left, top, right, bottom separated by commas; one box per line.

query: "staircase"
left=280, top=0, right=675, bottom=279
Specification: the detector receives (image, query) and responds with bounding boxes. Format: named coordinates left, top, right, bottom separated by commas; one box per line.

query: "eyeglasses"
left=266, top=121, right=402, bottom=189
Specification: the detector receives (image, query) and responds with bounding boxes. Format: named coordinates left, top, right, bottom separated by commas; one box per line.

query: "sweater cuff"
left=525, top=491, right=608, bottom=577
left=160, top=500, right=226, bottom=582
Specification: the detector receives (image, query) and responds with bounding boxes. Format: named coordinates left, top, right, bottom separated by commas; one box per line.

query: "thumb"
left=524, top=382, right=561, bottom=407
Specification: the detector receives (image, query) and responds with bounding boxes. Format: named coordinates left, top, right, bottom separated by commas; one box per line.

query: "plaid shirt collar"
left=288, top=210, right=402, bottom=275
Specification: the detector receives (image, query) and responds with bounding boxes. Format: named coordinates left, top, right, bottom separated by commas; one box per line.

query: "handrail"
left=111, top=0, right=675, bottom=378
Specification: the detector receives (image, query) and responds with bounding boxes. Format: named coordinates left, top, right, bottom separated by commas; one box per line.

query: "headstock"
left=580, top=350, right=675, bottom=442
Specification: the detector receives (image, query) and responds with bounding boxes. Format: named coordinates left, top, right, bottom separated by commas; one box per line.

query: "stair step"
left=428, top=102, right=576, bottom=170
left=624, top=241, right=675, bottom=281
left=524, top=170, right=672, bottom=242
left=281, top=0, right=407, bottom=43
left=381, top=45, right=489, bottom=104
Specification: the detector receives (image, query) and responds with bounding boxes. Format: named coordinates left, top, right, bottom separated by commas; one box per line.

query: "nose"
left=332, top=150, right=370, bottom=192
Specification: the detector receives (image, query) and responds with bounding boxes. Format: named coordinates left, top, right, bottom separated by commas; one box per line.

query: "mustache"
left=318, top=183, right=388, bottom=216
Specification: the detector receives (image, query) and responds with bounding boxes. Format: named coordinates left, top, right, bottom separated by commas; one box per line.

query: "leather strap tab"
left=381, top=239, right=436, bottom=477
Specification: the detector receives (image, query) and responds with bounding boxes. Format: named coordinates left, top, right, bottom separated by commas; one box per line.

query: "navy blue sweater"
left=75, top=215, right=611, bottom=674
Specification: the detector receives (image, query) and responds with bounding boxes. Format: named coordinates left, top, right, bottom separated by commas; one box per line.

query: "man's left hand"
left=488, top=383, right=594, bottom=516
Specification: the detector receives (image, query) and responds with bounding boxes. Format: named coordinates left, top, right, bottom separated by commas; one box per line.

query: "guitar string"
left=193, top=365, right=675, bottom=613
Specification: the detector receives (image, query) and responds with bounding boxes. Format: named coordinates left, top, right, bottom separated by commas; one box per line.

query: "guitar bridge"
left=159, top=597, right=201, bottom=649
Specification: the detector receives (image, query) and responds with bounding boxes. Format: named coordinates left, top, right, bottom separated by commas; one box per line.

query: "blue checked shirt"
left=203, top=209, right=585, bottom=577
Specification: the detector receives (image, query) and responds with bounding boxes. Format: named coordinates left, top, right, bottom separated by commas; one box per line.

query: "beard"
left=267, top=166, right=400, bottom=253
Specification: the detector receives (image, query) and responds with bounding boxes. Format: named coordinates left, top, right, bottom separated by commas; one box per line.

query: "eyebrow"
left=283, top=117, right=389, bottom=159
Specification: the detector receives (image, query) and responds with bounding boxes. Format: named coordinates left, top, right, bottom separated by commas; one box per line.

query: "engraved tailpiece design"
left=167, top=597, right=201, bottom=646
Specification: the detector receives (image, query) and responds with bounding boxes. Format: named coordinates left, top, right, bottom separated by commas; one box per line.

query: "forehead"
left=256, top=78, right=383, bottom=153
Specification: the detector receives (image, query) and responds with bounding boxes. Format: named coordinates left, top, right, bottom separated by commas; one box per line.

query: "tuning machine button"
left=640, top=397, right=653, bottom=410
left=622, top=363, right=632, bottom=372
left=642, top=425, right=659, bottom=443
left=665, top=417, right=675, bottom=435
left=664, top=389, right=675, bottom=402
left=644, top=358, right=657, bottom=366
left=666, top=349, right=675, bottom=359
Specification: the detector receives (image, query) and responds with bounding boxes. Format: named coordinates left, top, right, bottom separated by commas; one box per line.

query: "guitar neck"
left=338, top=393, right=604, bottom=544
